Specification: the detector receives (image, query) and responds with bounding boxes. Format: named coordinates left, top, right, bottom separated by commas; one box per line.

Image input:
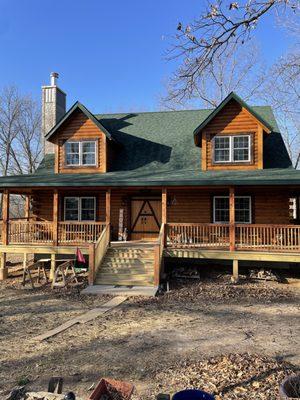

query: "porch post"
left=106, top=189, right=111, bottom=238
left=2, top=190, right=9, bottom=246
left=162, top=188, right=167, bottom=224
left=229, top=186, right=235, bottom=252
left=0, top=252, right=7, bottom=281
left=0, top=190, right=9, bottom=280
left=232, top=259, right=239, bottom=282
left=53, top=189, right=59, bottom=246
left=162, top=187, right=167, bottom=247
left=25, top=195, right=31, bottom=220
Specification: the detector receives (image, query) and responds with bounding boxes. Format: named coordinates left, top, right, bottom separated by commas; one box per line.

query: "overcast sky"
left=0, top=0, right=295, bottom=112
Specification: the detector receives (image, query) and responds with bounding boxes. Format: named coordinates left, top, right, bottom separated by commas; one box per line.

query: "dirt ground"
left=0, top=268, right=299, bottom=399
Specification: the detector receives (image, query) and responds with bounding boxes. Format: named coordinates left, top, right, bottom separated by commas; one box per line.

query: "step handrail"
left=88, top=223, right=110, bottom=285
left=154, top=223, right=165, bottom=286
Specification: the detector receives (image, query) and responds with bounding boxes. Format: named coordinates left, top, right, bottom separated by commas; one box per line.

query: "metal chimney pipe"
left=50, top=72, right=59, bottom=86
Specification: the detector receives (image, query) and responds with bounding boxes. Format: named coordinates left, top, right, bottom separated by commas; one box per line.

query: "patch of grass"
left=17, top=376, right=30, bottom=386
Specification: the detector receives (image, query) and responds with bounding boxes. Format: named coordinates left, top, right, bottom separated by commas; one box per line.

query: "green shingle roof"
left=1, top=162, right=300, bottom=187
left=0, top=101, right=297, bottom=188
left=45, top=101, right=116, bottom=143
left=193, top=92, right=274, bottom=137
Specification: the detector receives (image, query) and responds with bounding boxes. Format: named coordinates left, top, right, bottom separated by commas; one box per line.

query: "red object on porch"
left=89, top=377, right=134, bottom=400
left=76, top=248, right=86, bottom=264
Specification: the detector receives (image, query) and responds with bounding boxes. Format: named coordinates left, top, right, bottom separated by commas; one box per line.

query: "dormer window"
left=65, top=140, right=97, bottom=166
left=214, top=134, right=251, bottom=163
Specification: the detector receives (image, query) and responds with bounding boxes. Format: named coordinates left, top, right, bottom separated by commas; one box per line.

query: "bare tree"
left=10, top=97, right=42, bottom=174
left=164, top=42, right=264, bottom=109
left=261, top=51, right=300, bottom=166
left=0, top=86, right=22, bottom=176
left=168, top=0, right=299, bottom=102
left=0, top=85, right=42, bottom=176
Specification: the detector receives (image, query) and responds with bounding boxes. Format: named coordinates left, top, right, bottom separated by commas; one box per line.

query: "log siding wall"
left=167, top=188, right=290, bottom=225
left=31, top=190, right=106, bottom=222
left=52, top=110, right=107, bottom=173
left=31, top=188, right=291, bottom=237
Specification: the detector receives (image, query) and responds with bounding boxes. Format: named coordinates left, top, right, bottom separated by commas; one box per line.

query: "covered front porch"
left=0, top=185, right=300, bottom=284
left=0, top=185, right=300, bottom=251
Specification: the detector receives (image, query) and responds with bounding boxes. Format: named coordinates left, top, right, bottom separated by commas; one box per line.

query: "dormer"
left=45, top=102, right=118, bottom=173
left=194, top=93, right=273, bottom=171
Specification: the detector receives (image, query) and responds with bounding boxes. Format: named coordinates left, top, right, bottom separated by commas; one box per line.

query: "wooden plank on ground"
left=33, top=296, right=127, bottom=341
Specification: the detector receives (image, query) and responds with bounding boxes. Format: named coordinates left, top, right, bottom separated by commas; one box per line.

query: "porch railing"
left=5, top=220, right=106, bottom=245
left=89, top=224, right=111, bottom=285
left=165, top=223, right=300, bottom=253
left=154, top=223, right=165, bottom=285
left=58, top=222, right=106, bottom=245
left=166, top=223, right=230, bottom=249
left=8, top=220, right=54, bottom=244
left=236, top=224, right=300, bottom=252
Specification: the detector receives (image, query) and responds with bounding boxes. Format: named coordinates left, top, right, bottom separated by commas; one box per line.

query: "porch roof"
left=1, top=163, right=300, bottom=188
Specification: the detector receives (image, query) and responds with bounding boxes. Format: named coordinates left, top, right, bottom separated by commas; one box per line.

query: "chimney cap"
left=50, top=72, right=59, bottom=86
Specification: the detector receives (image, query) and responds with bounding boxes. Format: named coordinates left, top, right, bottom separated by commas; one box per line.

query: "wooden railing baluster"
left=165, top=223, right=300, bottom=253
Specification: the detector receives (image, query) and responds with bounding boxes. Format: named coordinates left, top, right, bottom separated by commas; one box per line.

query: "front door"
left=131, top=198, right=162, bottom=240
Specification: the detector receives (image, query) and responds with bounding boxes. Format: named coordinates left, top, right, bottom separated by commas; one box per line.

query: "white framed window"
left=65, top=141, right=97, bottom=166
left=213, top=196, right=252, bottom=224
left=214, top=135, right=251, bottom=163
left=64, top=197, right=96, bottom=221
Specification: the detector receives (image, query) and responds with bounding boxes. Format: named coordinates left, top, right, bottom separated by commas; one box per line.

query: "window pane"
left=65, top=142, right=80, bottom=165
left=82, top=153, right=96, bottom=165
left=81, top=210, right=95, bottom=221
left=233, top=149, right=249, bottom=161
left=67, top=142, right=80, bottom=153
left=214, top=197, right=229, bottom=223
left=66, top=198, right=79, bottom=209
left=215, top=149, right=230, bottom=162
left=82, top=142, right=95, bottom=153
left=66, top=154, right=79, bottom=165
left=65, top=198, right=79, bottom=221
left=81, top=198, right=95, bottom=221
left=214, top=137, right=230, bottom=162
left=233, top=136, right=250, bottom=161
left=235, top=197, right=251, bottom=223
left=81, top=198, right=94, bottom=209
left=65, top=209, right=79, bottom=221
left=82, top=141, right=96, bottom=165
left=215, top=137, right=230, bottom=149
left=233, top=136, right=248, bottom=148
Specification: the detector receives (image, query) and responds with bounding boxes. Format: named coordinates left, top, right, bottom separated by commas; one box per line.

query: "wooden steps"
left=95, top=243, right=155, bottom=286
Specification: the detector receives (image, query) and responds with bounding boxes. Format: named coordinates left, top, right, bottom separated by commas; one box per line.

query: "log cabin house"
left=0, top=73, right=300, bottom=290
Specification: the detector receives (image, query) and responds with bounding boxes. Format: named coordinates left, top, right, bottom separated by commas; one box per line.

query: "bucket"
left=173, top=389, right=215, bottom=400
left=279, top=374, right=300, bottom=399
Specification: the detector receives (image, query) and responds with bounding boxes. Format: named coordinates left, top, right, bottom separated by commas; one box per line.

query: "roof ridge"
left=94, top=105, right=272, bottom=117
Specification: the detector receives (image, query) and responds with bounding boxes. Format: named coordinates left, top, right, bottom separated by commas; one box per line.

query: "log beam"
left=53, top=189, right=59, bottom=246
left=2, top=190, right=9, bottom=246
left=106, top=189, right=111, bottom=239
left=232, top=259, right=239, bottom=282
left=162, top=188, right=167, bottom=225
left=0, top=252, right=7, bottom=281
left=50, top=253, right=56, bottom=281
left=105, top=189, right=111, bottom=225
left=229, top=186, right=235, bottom=252
left=25, top=195, right=31, bottom=220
